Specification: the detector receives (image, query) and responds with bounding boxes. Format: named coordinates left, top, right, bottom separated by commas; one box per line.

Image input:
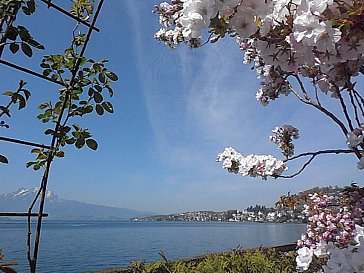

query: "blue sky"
left=1, top=1, right=362, bottom=214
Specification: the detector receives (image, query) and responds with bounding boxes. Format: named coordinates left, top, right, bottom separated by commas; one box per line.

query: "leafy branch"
left=0, top=80, right=31, bottom=164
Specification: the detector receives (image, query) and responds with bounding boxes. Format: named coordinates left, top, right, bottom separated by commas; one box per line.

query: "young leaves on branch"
left=30, top=32, right=117, bottom=169
left=1, top=0, right=43, bottom=57
left=70, top=0, right=95, bottom=22
left=0, top=80, right=31, bottom=126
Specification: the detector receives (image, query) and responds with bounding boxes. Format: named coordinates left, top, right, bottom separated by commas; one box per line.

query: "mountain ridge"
left=0, top=187, right=151, bottom=221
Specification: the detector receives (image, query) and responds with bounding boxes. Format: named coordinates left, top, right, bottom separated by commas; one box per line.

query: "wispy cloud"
left=119, top=1, right=363, bottom=213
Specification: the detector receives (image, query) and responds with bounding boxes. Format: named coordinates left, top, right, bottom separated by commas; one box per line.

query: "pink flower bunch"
left=298, top=191, right=362, bottom=249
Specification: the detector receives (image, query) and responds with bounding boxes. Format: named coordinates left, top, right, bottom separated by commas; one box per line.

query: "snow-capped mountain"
left=0, top=187, right=150, bottom=220
left=2, top=187, right=59, bottom=202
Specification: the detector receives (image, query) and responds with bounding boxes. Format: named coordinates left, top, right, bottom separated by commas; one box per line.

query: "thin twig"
left=353, top=90, right=364, bottom=117
left=348, top=89, right=361, bottom=127
left=313, top=81, right=322, bottom=107
left=334, top=85, right=354, bottom=131
left=283, top=149, right=356, bottom=162
left=289, top=75, right=349, bottom=136
left=278, top=149, right=358, bottom=178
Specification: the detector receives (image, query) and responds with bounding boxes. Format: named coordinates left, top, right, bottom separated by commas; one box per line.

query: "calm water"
left=0, top=221, right=306, bottom=273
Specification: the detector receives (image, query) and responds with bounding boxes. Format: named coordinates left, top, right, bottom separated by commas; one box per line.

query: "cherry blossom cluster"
left=216, top=147, right=287, bottom=179
left=298, top=193, right=356, bottom=249
left=295, top=186, right=364, bottom=272
left=269, top=124, right=299, bottom=158
left=296, top=233, right=364, bottom=272
left=347, top=124, right=364, bottom=169
left=154, top=0, right=364, bottom=99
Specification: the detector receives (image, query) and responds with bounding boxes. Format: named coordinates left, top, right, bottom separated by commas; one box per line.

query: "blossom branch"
left=353, top=90, right=364, bottom=117
left=334, top=85, right=354, bottom=131
left=289, top=74, right=349, bottom=136
left=348, top=89, right=361, bottom=127
left=277, top=149, right=359, bottom=179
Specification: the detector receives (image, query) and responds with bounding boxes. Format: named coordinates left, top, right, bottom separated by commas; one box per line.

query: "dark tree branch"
left=289, top=74, right=349, bottom=136
left=348, top=89, right=361, bottom=127
left=334, top=86, right=354, bottom=131
left=277, top=149, right=359, bottom=179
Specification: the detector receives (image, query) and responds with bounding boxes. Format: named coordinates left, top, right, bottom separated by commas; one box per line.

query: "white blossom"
left=296, top=247, right=313, bottom=271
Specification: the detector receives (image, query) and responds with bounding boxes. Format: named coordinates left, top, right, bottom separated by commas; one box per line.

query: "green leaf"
left=72, top=131, right=81, bottom=138
left=40, top=62, right=50, bottom=68
left=26, top=0, right=36, bottom=13
left=2, top=91, right=13, bottom=96
left=65, top=138, right=75, bottom=145
left=83, top=105, right=93, bottom=114
left=42, top=69, right=51, bottom=77
left=38, top=102, right=50, bottom=110
left=7, top=26, right=18, bottom=41
left=86, top=139, right=98, bottom=150
left=17, top=95, right=26, bottom=110
left=9, top=43, right=19, bottom=54
left=21, top=89, right=31, bottom=100
left=94, top=85, right=102, bottom=92
left=22, top=6, right=31, bottom=15
left=0, top=155, right=9, bottom=164
left=106, top=85, right=114, bottom=97
left=93, top=92, right=103, bottom=103
left=28, top=39, right=45, bottom=50
left=18, top=26, right=31, bottom=41
left=44, top=129, right=54, bottom=135
left=98, top=73, right=106, bottom=83
left=105, top=71, right=118, bottom=81
left=102, top=101, right=114, bottom=113
left=55, top=151, right=65, bottom=158
left=31, top=149, right=41, bottom=154
left=88, top=87, right=95, bottom=96
left=26, top=161, right=36, bottom=168
left=75, top=138, right=85, bottom=149
left=96, top=104, right=104, bottom=115
left=21, top=42, right=33, bottom=57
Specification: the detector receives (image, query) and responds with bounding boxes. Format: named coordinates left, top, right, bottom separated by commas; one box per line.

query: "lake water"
left=0, top=221, right=306, bottom=273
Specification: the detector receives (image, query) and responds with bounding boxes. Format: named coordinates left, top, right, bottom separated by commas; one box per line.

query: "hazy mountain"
left=0, top=188, right=151, bottom=221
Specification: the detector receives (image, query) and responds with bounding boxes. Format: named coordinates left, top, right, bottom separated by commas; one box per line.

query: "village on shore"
left=132, top=205, right=306, bottom=223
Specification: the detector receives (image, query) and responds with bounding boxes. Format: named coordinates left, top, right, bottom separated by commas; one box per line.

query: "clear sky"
left=1, top=1, right=362, bottom=214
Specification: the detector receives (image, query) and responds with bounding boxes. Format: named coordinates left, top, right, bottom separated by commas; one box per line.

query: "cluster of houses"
left=134, top=208, right=306, bottom=223
left=227, top=209, right=305, bottom=223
